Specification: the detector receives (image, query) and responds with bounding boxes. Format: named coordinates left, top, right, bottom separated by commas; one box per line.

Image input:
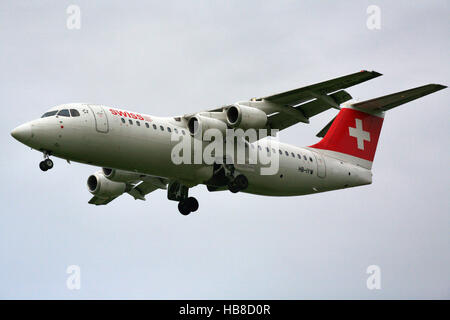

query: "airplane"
left=11, top=70, right=446, bottom=215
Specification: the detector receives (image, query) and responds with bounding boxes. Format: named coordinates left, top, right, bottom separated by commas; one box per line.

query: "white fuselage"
left=16, top=104, right=372, bottom=196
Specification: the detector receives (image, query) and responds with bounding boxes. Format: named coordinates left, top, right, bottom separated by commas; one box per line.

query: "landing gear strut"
left=168, top=181, right=199, bottom=215
left=39, top=152, right=54, bottom=171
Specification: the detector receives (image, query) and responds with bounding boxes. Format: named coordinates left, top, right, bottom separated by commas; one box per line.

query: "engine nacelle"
left=226, top=104, right=267, bottom=130
left=87, top=172, right=126, bottom=199
left=188, top=115, right=227, bottom=136
left=102, top=168, right=143, bottom=183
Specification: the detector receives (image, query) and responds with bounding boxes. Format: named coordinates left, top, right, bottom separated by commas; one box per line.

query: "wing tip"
left=365, top=70, right=383, bottom=77
left=431, top=84, right=447, bottom=90
left=421, top=83, right=447, bottom=93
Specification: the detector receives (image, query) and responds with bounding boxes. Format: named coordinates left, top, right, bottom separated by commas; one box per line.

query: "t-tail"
left=309, top=84, right=446, bottom=170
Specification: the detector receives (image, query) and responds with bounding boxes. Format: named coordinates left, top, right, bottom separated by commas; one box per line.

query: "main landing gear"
left=168, top=181, right=199, bottom=216
left=39, top=152, right=54, bottom=171
left=206, top=162, right=249, bottom=194
left=178, top=197, right=199, bottom=216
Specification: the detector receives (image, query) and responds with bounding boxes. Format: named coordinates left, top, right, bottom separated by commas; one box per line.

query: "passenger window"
left=70, top=109, right=80, bottom=117
left=121, top=118, right=125, bottom=123
left=285, top=151, right=289, bottom=156
left=309, top=157, right=313, bottom=162
left=258, top=145, right=262, bottom=151
left=41, top=110, right=58, bottom=118
left=291, top=152, right=295, bottom=158
left=129, top=119, right=133, bottom=125
left=145, top=123, right=149, bottom=128
left=297, top=154, right=301, bottom=159
left=181, top=130, right=186, bottom=135
left=279, top=150, right=282, bottom=155
left=266, top=147, right=270, bottom=153
left=167, top=127, right=172, bottom=132
left=152, top=124, right=157, bottom=129
left=174, top=128, right=178, bottom=134
left=136, top=121, right=140, bottom=126
left=303, top=155, right=307, bottom=160
left=57, top=109, right=70, bottom=117
left=160, top=125, right=164, bottom=131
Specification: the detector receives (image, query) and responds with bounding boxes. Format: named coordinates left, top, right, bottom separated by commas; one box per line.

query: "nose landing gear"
left=168, top=181, right=199, bottom=216
left=39, top=152, right=54, bottom=171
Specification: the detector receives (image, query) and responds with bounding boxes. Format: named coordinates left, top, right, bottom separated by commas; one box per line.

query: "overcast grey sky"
left=0, top=0, right=448, bottom=299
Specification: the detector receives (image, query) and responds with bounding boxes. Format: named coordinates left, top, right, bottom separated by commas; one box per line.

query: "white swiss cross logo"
left=349, top=118, right=370, bottom=150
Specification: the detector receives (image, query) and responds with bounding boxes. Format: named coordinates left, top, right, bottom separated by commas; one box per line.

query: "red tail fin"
left=310, top=107, right=384, bottom=168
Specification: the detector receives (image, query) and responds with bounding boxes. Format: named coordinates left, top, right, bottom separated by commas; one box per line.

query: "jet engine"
left=187, top=115, right=227, bottom=136
left=87, top=172, right=126, bottom=199
left=102, top=168, right=143, bottom=183
left=226, top=104, right=267, bottom=130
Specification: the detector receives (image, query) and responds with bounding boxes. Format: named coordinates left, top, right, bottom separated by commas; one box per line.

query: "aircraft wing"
left=88, top=176, right=168, bottom=206
left=350, top=84, right=447, bottom=111
left=185, top=70, right=382, bottom=132
left=263, top=70, right=381, bottom=131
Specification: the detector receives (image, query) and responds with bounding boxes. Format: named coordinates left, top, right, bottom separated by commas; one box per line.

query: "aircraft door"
left=88, top=105, right=109, bottom=133
left=313, top=152, right=326, bottom=178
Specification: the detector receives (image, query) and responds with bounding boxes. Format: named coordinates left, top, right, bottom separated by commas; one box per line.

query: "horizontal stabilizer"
left=351, top=84, right=447, bottom=112
left=316, top=116, right=336, bottom=138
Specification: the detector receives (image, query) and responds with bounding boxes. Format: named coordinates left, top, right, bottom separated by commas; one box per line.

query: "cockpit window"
left=70, top=109, right=80, bottom=117
left=57, top=109, right=70, bottom=117
left=41, top=110, right=58, bottom=118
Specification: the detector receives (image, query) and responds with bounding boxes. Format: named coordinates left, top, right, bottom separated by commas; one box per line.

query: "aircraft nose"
left=11, top=123, right=32, bottom=143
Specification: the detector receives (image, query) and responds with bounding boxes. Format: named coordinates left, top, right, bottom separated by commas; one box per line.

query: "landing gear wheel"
left=186, top=197, right=199, bottom=212
left=39, top=151, right=53, bottom=172
left=228, top=183, right=240, bottom=193
left=178, top=200, right=191, bottom=216
left=39, top=161, right=48, bottom=171
left=44, top=159, right=53, bottom=169
left=177, top=197, right=199, bottom=215
left=168, top=181, right=199, bottom=215
left=228, top=174, right=248, bottom=193
left=234, top=174, right=248, bottom=190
